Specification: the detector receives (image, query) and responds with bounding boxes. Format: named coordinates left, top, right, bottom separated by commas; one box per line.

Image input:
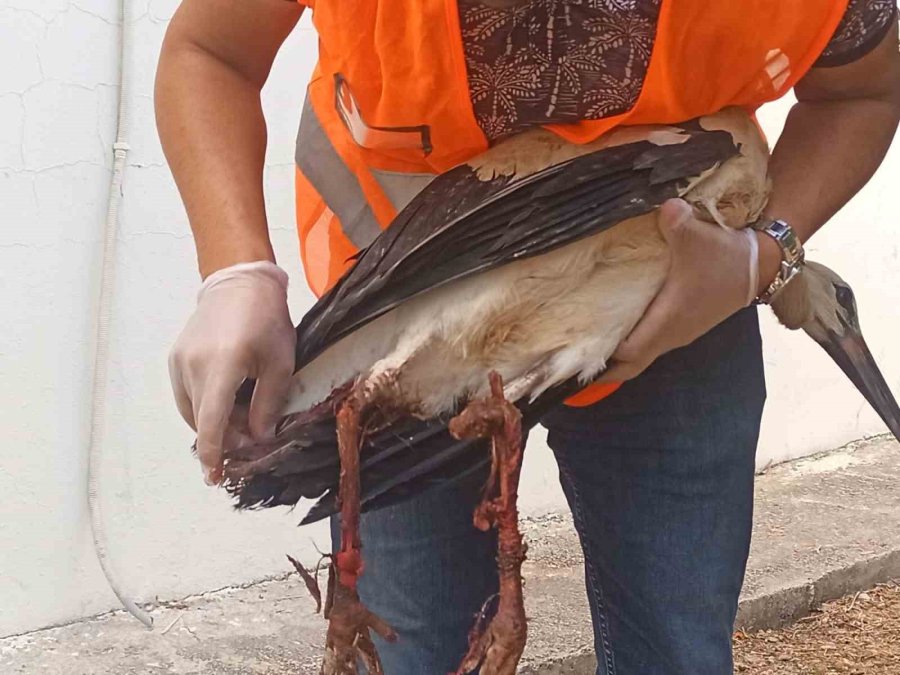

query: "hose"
left=86, top=0, right=153, bottom=629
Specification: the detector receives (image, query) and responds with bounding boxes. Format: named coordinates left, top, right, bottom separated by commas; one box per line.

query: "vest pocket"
left=334, top=74, right=433, bottom=156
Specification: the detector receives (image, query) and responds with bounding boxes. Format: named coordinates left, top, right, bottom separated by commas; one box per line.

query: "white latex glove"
left=169, top=261, right=296, bottom=485
left=597, top=199, right=762, bottom=384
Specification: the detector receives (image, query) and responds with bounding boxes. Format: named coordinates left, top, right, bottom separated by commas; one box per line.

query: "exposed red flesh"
left=449, top=372, right=527, bottom=675
left=291, top=388, right=397, bottom=675
left=335, top=395, right=365, bottom=589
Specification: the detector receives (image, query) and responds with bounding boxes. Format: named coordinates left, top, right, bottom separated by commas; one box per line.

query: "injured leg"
left=293, top=388, right=397, bottom=675
left=449, top=371, right=527, bottom=675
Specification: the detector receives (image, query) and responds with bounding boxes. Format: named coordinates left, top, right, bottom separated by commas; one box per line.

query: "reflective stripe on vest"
left=295, top=98, right=382, bottom=251
left=371, top=169, right=436, bottom=214
left=295, top=95, right=439, bottom=295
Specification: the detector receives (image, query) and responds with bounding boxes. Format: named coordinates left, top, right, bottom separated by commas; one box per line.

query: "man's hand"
left=169, top=261, right=296, bottom=485
left=598, top=199, right=779, bottom=383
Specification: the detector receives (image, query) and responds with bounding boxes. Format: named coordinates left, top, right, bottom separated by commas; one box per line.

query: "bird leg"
left=295, top=387, right=397, bottom=675
left=449, top=372, right=527, bottom=675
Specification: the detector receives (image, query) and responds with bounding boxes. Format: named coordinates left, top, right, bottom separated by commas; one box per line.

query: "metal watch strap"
left=753, top=219, right=805, bottom=305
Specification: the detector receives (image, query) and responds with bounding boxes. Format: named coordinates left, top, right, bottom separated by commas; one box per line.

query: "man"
left=156, top=1, right=900, bottom=672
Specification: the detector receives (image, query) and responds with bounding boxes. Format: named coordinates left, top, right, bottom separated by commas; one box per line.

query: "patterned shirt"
left=459, top=0, right=897, bottom=141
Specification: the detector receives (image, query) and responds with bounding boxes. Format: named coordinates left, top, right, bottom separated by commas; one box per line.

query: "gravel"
left=733, top=582, right=900, bottom=674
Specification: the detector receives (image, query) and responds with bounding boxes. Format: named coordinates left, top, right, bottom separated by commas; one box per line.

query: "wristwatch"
left=753, top=218, right=805, bottom=305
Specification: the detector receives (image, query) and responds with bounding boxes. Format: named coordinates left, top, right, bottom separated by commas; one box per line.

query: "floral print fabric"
left=458, top=0, right=897, bottom=141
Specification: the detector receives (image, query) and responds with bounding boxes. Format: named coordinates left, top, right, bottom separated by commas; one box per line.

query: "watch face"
left=769, top=220, right=802, bottom=264
left=770, top=220, right=789, bottom=237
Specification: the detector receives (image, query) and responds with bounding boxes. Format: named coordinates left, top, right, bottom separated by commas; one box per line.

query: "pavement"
left=2, top=435, right=898, bottom=675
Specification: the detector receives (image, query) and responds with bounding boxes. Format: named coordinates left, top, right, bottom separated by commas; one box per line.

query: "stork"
left=219, top=108, right=900, bottom=675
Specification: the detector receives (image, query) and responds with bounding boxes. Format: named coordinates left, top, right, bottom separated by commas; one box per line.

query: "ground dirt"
left=733, top=582, right=900, bottom=674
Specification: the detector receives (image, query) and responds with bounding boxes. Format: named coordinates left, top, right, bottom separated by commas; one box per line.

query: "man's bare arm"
left=155, top=0, right=302, bottom=278
left=765, top=21, right=900, bottom=247
left=157, top=0, right=303, bottom=483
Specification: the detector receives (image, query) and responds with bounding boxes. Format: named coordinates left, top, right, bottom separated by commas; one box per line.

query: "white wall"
left=0, top=2, right=897, bottom=638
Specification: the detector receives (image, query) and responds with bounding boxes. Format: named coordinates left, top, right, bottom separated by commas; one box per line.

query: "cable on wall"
left=86, top=0, right=153, bottom=629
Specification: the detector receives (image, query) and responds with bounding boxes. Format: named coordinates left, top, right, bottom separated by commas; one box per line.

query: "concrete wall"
left=0, top=1, right=897, bottom=638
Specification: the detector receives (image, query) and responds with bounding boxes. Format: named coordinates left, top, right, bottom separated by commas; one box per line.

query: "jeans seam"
left=558, top=457, right=617, bottom=675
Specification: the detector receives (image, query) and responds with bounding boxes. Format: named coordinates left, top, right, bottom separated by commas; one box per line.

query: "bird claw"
left=451, top=525, right=527, bottom=675
left=450, top=372, right=528, bottom=675
left=452, top=594, right=526, bottom=675
left=289, top=551, right=397, bottom=675
left=320, top=564, right=397, bottom=675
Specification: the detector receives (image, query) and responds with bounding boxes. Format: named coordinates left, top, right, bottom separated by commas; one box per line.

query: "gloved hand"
left=598, top=198, right=770, bottom=384
left=169, top=260, right=296, bottom=485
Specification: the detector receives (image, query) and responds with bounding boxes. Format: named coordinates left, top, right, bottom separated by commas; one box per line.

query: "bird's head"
left=771, top=260, right=899, bottom=441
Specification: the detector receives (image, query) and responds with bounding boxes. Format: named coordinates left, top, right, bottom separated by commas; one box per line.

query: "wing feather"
left=294, top=127, right=739, bottom=369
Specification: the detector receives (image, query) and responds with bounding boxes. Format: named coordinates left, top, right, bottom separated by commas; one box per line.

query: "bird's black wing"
left=295, top=123, right=739, bottom=369
left=225, top=122, right=741, bottom=519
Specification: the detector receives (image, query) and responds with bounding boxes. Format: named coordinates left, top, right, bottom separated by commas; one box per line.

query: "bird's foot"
left=287, top=552, right=396, bottom=675
left=307, top=386, right=397, bottom=674
left=322, top=561, right=397, bottom=675
left=449, top=372, right=527, bottom=675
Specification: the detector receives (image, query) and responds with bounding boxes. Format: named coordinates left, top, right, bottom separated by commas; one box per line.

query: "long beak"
left=816, top=326, right=900, bottom=442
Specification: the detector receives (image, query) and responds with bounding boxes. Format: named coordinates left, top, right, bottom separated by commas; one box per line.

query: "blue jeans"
left=331, top=307, right=766, bottom=674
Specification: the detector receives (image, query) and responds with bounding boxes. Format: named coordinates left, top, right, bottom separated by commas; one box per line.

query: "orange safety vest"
left=294, top=0, right=848, bottom=406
